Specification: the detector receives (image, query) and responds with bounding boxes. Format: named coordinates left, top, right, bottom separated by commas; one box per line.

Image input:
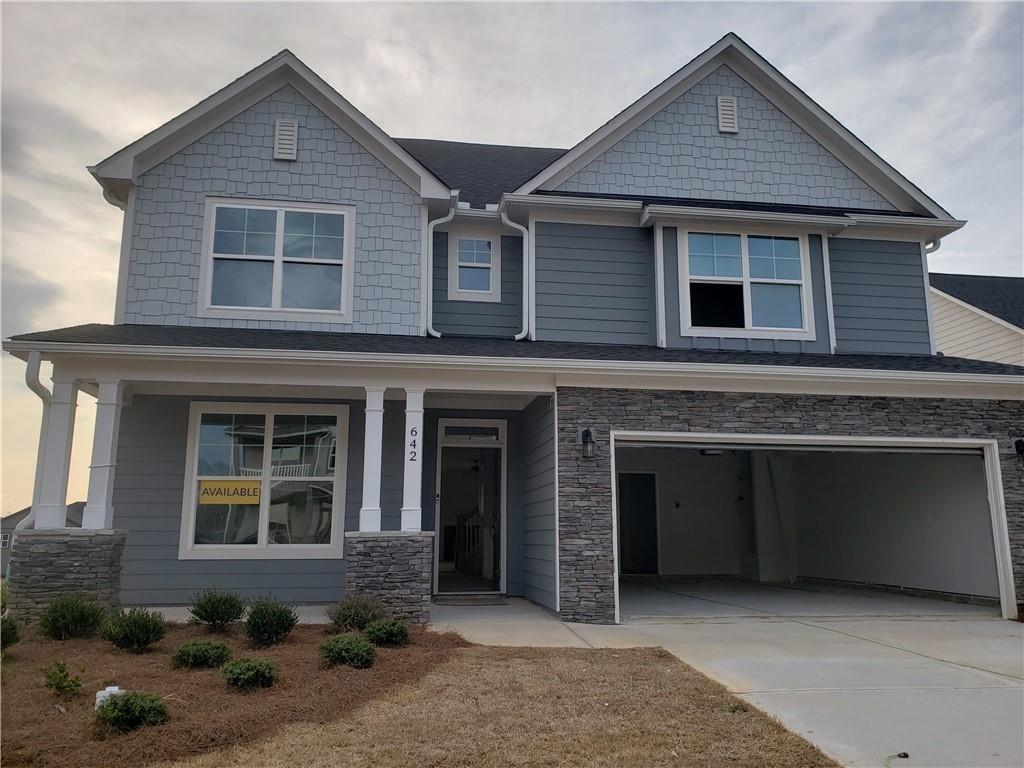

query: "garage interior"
left=615, top=444, right=1004, bottom=620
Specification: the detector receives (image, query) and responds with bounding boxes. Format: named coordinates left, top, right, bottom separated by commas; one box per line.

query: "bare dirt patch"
left=1, top=622, right=467, bottom=768
left=167, top=646, right=838, bottom=768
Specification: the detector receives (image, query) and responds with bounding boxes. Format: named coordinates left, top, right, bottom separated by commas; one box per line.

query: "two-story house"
left=5, top=34, right=1022, bottom=623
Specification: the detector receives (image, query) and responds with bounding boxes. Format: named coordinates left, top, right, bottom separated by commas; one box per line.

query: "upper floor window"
left=447, top=229, right=501, bottom=303
left=680, top=230, right=814, bottom=340
left=200, top=199, right=355, bottom=323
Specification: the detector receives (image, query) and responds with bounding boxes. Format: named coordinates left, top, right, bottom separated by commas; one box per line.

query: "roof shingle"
left=930, top=273, right=1024, bottom=329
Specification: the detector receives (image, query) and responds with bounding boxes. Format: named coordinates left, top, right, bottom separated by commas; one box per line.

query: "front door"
left=435, top=420, right=506, bottom=593
left=618, top=472, right=659, bottom=574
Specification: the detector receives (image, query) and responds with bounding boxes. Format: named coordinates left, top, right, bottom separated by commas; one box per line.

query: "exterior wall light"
left=581, top=427, right=596, bottom=459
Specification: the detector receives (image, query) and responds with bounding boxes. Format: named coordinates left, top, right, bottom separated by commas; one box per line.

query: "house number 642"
left=408, top=426, right=418, bottom=461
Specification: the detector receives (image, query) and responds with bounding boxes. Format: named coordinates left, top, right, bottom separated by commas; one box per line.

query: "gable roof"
left=90, top=50, right=451, bottom=208
left=514, top=33, right=953, bottom=220
left=395, top=139, right=566, bottom=206
left=930, top=273, right=1024, bottom=330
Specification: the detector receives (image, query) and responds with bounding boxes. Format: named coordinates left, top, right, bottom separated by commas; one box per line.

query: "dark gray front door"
left=617, top=472, right=658, bottom=574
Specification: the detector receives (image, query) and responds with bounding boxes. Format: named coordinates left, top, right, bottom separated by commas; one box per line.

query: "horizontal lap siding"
left=521, top=396, right=557, bottom=609
left=931, top=290, right=1024, bottom=366
left=535, top=223, right=655, bottom=345
left=432, top=232, right=523, bottom=338
left=828, top=238, right=932, bottom=355
left=113, top=395, right=360, bottom=605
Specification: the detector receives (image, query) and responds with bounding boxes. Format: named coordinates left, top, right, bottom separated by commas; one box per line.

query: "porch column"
left=34, top=377, right=79, bottom=528
left=82, top=381, right=125, bottom=529
left=359, top=386, right=386, bottom=532
left=400, top=388, right=425, bottom=531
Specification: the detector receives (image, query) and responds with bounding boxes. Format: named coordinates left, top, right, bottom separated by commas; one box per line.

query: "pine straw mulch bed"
left=0, top=622, right=468, bottom=768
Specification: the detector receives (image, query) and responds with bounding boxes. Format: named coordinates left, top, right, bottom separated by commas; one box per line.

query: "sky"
left=1, top=1, right=1022, bottom=514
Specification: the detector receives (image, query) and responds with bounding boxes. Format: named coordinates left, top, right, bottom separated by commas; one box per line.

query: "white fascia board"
left=841, top=214, right=966, bottom=242
left=514, top=33, right=954, bottom=220
left=4, top=340, right=1021, bottom=401
left=501, top=193, right=644, bottom=226
left=930, top=287, right=1024, bottom=335
left=90, top=51, right=450, bottom=206
left=640, top=204, right=851, bottom=233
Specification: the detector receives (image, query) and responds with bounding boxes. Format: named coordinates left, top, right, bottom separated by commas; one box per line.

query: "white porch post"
left=82, top=381, right=125, bottom=529
left=400, top=388, right=425, bottom=531
left=359, top=386, right=386, bottom=532
left=34, top=378, right=79, bottom=528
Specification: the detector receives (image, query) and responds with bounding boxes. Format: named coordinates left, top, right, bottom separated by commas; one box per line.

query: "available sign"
left=198, top=479, right=261, bottom=505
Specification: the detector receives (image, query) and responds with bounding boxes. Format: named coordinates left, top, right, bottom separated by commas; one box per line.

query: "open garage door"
left=612, top=434, right=1016, bottom=621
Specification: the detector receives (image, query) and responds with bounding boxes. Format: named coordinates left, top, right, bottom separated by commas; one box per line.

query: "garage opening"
left=614, top=441, right=1010, bottom=621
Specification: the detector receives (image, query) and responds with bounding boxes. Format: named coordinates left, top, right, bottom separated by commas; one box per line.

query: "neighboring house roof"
left=7, top=324, right=1023, bottom=377
left=1, top=502, right=84, bottom=530
left=929, top=273, right=1024, bottom=330
left=394, top=139, right=567, bottom=207
left=513, top=33, right=954, bottom=220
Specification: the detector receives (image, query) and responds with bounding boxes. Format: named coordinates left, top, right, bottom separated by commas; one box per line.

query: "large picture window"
left=200, top=199, right=355, bottom=322
left=179, top=403, right=348, bottom=559
left=680, top=230, right=814, bottom=339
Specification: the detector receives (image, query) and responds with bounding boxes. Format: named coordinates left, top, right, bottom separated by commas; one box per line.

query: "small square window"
left=448, top=232, right=501, bottom=302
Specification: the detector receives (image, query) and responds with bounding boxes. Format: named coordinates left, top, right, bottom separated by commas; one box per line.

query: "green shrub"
left=319, top=633, right=376, bottom=669
left=244, top=598, right=297, bottom=646
left=1, top=580, right=8, bottom=612
left=38, top=595, right=106, bottom=640
left=223, top=658, right=277, bottom=690
left=95, top=691, right=169, bottom=733
left=43, top=661, right=83, bottom=696
left=363, top=618, right=409, bottom=647
left=102, top=608, right=166, bottom=653
left=170, top=639, right=232, bottom=669
left=326, top=595, right=386, bottom=632
left=188, top=589, right=246, bottom=632
left=1, top=613, right=20, bottom=650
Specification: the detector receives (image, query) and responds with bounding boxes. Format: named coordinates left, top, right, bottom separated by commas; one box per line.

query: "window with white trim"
left=447, top=230, right=501, bottom=302
left=201, top=199, right=355, bottom=322
left=1, top=532, right=10, bottom=549
left=681, top=230, right=814, bottom=339
left=179, top=403, right=348, bottom=559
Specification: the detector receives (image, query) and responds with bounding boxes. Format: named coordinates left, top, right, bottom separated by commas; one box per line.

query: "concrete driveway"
left=431, top=585, right=1024, bottom=768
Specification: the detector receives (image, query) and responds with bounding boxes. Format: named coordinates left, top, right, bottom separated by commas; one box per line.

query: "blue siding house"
left=4, top=34, right=1022, bottom=625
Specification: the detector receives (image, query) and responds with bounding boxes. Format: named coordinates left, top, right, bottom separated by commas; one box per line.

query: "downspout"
left=19, top=351, right=52, bottom=531
left=500, top=207, right=530, bottom=340
left=426, top=190, right=459, bottom=338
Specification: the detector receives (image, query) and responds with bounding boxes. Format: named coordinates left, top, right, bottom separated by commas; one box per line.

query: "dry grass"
left=165, top=646, right=838, bottom=768
left=0, top=623, right=466, bottom=768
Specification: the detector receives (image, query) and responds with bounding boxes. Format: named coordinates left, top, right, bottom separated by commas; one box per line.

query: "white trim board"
left=608, top=430, right=1018, bottom=621
left=929, top=287, right=1024, bottom=337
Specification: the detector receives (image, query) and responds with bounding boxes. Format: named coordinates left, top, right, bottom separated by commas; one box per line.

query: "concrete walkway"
left=430, top=591, right=1024, bottom=768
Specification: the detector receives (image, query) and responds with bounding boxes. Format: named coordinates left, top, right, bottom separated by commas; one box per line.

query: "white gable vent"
left=274, top=119, right=299, bottom=160
left=717, top=96, right=738, bottom=134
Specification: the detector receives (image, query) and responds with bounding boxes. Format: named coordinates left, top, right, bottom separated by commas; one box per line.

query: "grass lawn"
left=3, top=623, right=837, bottom=768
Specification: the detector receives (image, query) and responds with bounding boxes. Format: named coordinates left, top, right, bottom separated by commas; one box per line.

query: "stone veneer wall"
left=555, top=387, right=1023, bottom=623
left=7, top=530, right=127, bottom=621
left=344, top=531, right=434, bottom=623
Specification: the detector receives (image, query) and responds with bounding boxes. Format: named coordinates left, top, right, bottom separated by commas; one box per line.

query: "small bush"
left=102, top=608, right=166, bottom=653
left=43, top=661, right=83, bottom=696
left=1, top=613, right=20, bottom=650
left=223, top=658, right=277, bottom=690
left=189, top=589, right=245, bottom=632
left=244, top=598, right=297, bottom=646
left=1, top=580, right=8, bottom=612
left=95, top=691, right=169, bottom=733
left=170, top=639, right=231, bottom=669
left=38, top=595, right=106, bottom=640
left=319, top=633, right=376, bottom=669
left=326, top=595, right=386, bottom=632
left=364, top=618, right=409, bottom=647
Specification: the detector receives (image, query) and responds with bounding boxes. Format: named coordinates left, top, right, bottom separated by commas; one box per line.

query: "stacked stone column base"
left=7, top=529, right=127, bottom=621
left=344, top=531, right=434, bottom=623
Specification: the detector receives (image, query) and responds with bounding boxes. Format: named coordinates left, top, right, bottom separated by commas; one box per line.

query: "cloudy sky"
left=1, top=1, right=1022, bottom=513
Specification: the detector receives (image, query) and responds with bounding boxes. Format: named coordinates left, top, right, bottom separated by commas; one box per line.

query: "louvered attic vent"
left=274, top=119, right=299, bottom=160
left=717, top=96, right=738, bottom=134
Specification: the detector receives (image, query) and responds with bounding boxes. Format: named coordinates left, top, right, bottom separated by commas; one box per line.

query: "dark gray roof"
left=7, top=324, right=1023, bottom=376
left=395, top=138, right=566, bottom=206
left=930, top=273, right=1024, bottom=329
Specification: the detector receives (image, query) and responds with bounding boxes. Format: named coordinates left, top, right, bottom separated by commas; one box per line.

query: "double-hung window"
left=447, top=230, right=501, bottom=302
left=201, top=199, right=355, bottom=322
left=681, top=230, right=814, bottom=339
left=179, top=403, right=348, bottom=559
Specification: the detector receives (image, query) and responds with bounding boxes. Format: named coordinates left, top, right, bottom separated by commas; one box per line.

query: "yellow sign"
left=198, top=480, right=261, bottom=505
